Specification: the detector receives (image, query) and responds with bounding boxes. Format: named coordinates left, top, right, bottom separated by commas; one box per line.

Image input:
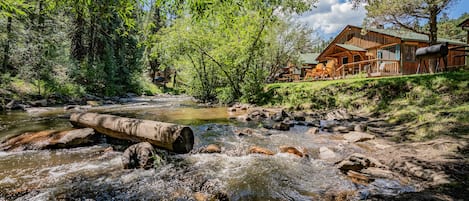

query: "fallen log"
left=70, top=112, right=194, bottom=153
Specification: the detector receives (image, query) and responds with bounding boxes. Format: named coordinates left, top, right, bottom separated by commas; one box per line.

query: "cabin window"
left=380, top=45, right=398, bottom=60
left=404, top=45, right=417, bottom=62
left=342, top=57, right=348, bottom=65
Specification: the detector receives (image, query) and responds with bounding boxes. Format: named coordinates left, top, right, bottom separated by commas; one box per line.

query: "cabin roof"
left=457, top=18, right=469, bottom=27
left=300, top=53, right=320, bottom=64
left=336, top=44, right=366, bottom=51
left=366, top=26, right=466, bottom=45
left=317, top=25, right=466, bottom=61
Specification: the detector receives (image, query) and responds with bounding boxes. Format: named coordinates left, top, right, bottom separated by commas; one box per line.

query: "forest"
left=0, top=0, right=318, bottom=103
left=1, top=0, right=467, bottom=104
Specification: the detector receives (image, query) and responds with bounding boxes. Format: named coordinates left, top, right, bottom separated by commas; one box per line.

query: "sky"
left=298, top=0, right=469, bottom=40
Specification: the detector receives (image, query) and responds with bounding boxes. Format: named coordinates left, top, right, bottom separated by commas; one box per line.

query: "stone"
left=25, top=107, right=54, bottom=114
left=319, top=147, right=336, bottom=159
left=236, top=114, right=251, bottom=121
left=193, top=192, right=209, bottom=201
left=293, top=111, right=306, bottom=121
left=122, top=142, right=157, bottom=169
left=29, top=99, right=47, bottom=107
left=272, top=122, right=290, bottom=131
left=0, top=128, right=97, bottom=151
left=202, top=144, right=221, bottom=153
left=234, top=128, right=255, bottom=136
left=249, top=146, right=274, bottom=155
left=5, top=100, right=28, bottom=110
left=347, top=170, right=373, bottom=184
left=336, top=153, right=386, bottom=173
left=343, top=132, right=375, bottom=143
left=354, top=124, right=367, bottom=132
left=361, top=167, right=396, bottom=179
left=85, top=93, right=102, bottom=100
left=332, top=126, right=351, bottom=133
left=272, top=110, right=289, bottom=122
left=320, top=120, right=339, bottom=129
left=86, top=100, right=103, bottom=106
left=279, top=146, right=305, bottom=157
left=325, top=109, right=351, bottom=120
left=306, top=127, right=319, bottom=135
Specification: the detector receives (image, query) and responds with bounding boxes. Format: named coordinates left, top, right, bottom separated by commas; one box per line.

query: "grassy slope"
left=265, top=70, right=469, bottom=141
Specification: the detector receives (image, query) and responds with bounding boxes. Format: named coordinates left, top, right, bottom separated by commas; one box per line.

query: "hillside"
left=265, top=70, right=469, bottom=141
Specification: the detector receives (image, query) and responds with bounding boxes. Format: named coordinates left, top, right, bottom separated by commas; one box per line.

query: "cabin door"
left=353, top=55, right=361, bottom=74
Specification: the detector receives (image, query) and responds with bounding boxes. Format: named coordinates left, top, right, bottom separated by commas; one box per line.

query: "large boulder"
left=0, top=128, right=97, bottom=151
left=122, top=142, right=158, bottom=169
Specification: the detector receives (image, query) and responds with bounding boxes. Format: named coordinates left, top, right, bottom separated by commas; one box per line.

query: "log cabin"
left=316, top=25, right=466, bottom=78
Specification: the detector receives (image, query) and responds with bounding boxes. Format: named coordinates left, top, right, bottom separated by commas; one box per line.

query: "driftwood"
left=70, top=112, right=194, bottom=153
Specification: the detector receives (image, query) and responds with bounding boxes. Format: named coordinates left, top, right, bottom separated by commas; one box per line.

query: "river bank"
left=0, top=71, right=468, bottom=200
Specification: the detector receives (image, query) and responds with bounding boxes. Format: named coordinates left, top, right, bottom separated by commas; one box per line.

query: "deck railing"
left=335, top=59, right=400, bottom=78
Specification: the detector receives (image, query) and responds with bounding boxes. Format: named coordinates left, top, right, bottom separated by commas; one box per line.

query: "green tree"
left=151, top=0, right=316, bottom=103
left=353, top=0, right=457, bottom=45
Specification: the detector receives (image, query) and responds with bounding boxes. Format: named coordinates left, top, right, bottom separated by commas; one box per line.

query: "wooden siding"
left=319, top=25, right=466, bottom=77
left=401, top=42, right=466, bottom=74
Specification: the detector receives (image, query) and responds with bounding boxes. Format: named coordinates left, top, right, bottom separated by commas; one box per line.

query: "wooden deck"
left=334, top=59, right=401, bottom=79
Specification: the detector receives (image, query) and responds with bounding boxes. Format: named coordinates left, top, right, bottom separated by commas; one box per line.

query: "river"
left=0, top=96, right=412, bottom=200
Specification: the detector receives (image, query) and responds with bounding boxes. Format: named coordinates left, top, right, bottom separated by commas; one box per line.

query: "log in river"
left=70, top=112, right=194, bottom=153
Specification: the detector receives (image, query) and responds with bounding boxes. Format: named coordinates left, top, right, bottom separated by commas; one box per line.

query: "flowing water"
left=0, top=96, right=412, bottom=200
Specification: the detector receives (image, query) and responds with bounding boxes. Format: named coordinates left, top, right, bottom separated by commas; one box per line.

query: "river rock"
left=25, top=107, right=55, bottom=114
left=86, top=100, right=103, bottom=106
left=347, top=170, right=373, bottom=184
left=343, top=132, right=375, bottom=143
left=325, top=109, right=351, bottom=120
left=234, top=128, right=255, bottom=136
left=0, top=128, right=97, bottom=151
left=247, top=109, right=268, bottom=121
left=293, top=111, right=306, bottom=121
left=336, top=153, right=386, bottom=173
left=320, top=120, right=340, bottom=129
left=272, top=122, right=290, bottom=131
left=249, top=146, right=274, bottom=155
left=279, top=146, right=306, bottom=157
left=361, top=167, right=396, bottom=180
left=332, top=126, right=351, bottom=133
left=272, top=110, right=289, bottom=122
left=202, top=144, right=221, bottom=153
left=306, top=127, right=319, bottom=135
left=5, top=100, right=28, bottom=110
left=319, top=147, right=336, bottom=159
left=354, top=124, right=367, bottom=132
left=122, top=142, right=157, bottom=169
left=29, top=99, right=47, bottom=107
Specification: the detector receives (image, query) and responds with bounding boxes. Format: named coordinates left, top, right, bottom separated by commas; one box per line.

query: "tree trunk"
left=2, top=16, right=12, bottom=74
left=70, top=113, right=194, bottom=153
left=428, top=5, right=439, bottom=73
left=71, top=10, right=86, bottom=62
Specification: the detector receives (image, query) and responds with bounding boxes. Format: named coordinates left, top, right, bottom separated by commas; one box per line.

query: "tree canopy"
left=352, top=0, right=457, bottom=45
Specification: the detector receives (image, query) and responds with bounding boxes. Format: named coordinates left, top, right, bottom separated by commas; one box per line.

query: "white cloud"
left=299, top=0, right=366, bottom=38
